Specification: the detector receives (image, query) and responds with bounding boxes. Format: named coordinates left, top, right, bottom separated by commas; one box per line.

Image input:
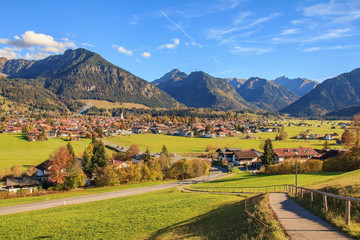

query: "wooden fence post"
left=301, top=188, right=304, bottom=199
left=323, top=195, right=328, bottom=213
left=345, top=200, right=351, bottom=225
left=310, top=191, right=314, bottom=207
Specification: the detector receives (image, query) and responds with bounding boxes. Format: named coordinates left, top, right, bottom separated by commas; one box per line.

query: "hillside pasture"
left=0, top=189, right=286, bottom=239
left=0, top=133, right=90, bottom=171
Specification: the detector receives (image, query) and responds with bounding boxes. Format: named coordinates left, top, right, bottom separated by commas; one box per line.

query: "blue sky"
left=0, top=0, right=359, bottom=82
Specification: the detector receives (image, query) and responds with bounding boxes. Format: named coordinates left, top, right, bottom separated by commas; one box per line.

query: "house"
left=273, top=147, right=319, bottom=163
left=35, top=160, right=52, bottom=182
left=217, top=148, right=242, bottom=162
left=6, top=177, right=39, bottom=193
left=324, top=134, right=333, bottom=140
left=234, top=149, right=262, bottom=167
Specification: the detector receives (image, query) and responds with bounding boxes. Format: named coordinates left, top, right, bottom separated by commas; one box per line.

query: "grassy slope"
left=0, top=133, right=91, bottom=170
left=192, top=171, right=348, bottom=189
left=0, top=180, right=175, bottom=207
left=0, top=189, right=286, bottom=240
left=0, top=119, right=347, bottom=169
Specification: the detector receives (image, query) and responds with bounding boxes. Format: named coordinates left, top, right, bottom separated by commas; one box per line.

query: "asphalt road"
left=0, top=166, right=228, bottom=216
left=269, top=193, right=352, bottom=240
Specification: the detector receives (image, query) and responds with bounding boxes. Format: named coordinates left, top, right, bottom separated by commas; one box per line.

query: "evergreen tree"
left=142, top=147, right=152, bottom=163
left=82, top=149, right=91, bottom=171
left=161, top=145, right=169, bottom=158
left=261, top=138, right=275, bottom=166
left=90, top=140, right=108, bottom=171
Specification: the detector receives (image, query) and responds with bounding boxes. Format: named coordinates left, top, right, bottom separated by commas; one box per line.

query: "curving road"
left=0, top=166, right=228, bottom=216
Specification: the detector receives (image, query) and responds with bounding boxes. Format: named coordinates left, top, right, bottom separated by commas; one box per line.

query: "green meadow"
left=192, top=171, right=349, bottom=189
left=0, top=189, right=286, bottom=240
left=105, top=119, right=346, bottom=153
left=0, top=119, right=348, bottom=170
left=0, top=133, right=90, bottom=170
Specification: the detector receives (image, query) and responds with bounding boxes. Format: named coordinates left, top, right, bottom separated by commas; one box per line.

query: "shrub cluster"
left=323, top=148, right=360, bottom=172
left=264, top=159, right=323, bottom=174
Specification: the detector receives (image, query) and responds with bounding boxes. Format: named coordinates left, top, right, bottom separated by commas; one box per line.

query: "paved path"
left=269, top=193, right=352, bottom=240
left=0, top=166, right=228, bottom=216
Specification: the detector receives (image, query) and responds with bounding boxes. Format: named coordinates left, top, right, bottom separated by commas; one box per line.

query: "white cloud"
left=281, top=28, right=299, bottom=35
left=300, top=0, right=360, bottom=24
left=304, top=47, right=320, bottom=52
left=24, top=52, right=52, bottom=60
left=0, top=48, right=18, bottom=59
left=2, top=31, right=75, bottom=53
left=81, top=43, right=95, bottom=47
left=307, top=28, right=351, bottom=41
left=230, top=46, right=272, bottom=55
left=212, top=56, right=221, bottom=64
left=158, top=38, right=180, bottom=49
left=113, top=45, right=133, bottom=56
left=304, top=45, right=357, bottom=52
left=142, top=52, right=151, bottom=58
left=0, top=31, right=77, bottom=60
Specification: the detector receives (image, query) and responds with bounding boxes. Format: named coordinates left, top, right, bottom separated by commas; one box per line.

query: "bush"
left=63, top=167, right=87, bottom=190
left=169, top=158, right=210, bottom=180
left=323, top=148, right=360, bottom=172
left=265, top=159, right=323, bottom=174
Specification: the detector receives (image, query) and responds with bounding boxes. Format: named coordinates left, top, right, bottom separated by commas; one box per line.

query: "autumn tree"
left=161, top=145, right=169, bottom=158
left=341, top=129, right=355, bottom=148
left=275, top=130, right=288, bottom=141
left=351, top=114, right=360, bottom=147
left=299, top=131, right=309, bottom=142
left=63, top=167, right=86, bottom=190
left=48, top=146, right=73, bottom=184
left=11, top=165, right=23, bottom=177
left=127, top=144, right=140, bottom=159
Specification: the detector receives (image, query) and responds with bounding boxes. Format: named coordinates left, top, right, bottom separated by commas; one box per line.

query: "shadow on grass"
left=14, top=134, right=28, bottom=141
left=148, top=194, right=273, bottom=240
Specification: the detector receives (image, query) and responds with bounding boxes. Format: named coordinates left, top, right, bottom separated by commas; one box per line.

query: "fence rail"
left=189, top=184, right=360, bottom=225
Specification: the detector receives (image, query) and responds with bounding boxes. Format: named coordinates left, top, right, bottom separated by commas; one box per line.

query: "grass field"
left=78, top=99, right=150, bottom=109
left=192, top=171, right=348, bottom=189
left=106, top=132, right=343, bottom=154
left=0, top=180, right=175, bottom=207
left=0, top=133, right=91, bottom=170
left=0, top=188, right=286, bottom=239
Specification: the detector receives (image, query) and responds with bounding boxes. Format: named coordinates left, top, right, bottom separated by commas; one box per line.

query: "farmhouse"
left=6, top=176, right=39, bottom=193
left=217, top=147, right=262, bottom=166
left=273, top=147, right=319, bottom=163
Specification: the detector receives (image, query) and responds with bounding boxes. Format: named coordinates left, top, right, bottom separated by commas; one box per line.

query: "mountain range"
left=281, top=68, right=360, bottom=116
left=0, top=49, right=182, bottom=112
left=155, top=71, right=255, bottom=110
left=273, top=76, right=319, bottom=96
left=0, top=48, right=359, bottom=117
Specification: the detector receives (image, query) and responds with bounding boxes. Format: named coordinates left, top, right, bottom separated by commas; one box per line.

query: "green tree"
left=322, top=140, right=329, bottom=150
left=261, top=139, right=274, bottom=166
left=64, top=167, right=86, bottom=190
left=90, top=140, right=109, bottom=172
left=67, top=142, right=76, bottom=163
left=82, top=149, right=91, bottom=172
left=142, top=147, right=152, bottom=163
left=160, top=145, right=169, bottom=158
